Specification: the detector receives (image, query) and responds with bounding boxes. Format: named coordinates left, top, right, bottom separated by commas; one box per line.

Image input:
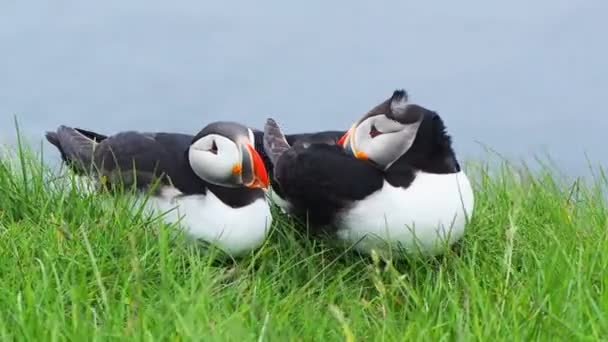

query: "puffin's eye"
left=208, top=140, right=218, bottom=154
left=369, top=124, right=382, bottom=138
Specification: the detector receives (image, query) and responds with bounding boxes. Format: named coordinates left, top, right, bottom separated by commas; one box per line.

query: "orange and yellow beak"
left=337, top=130, right=349, bottom=147
left=338, top=125, right=369, bottom=161
left=233, top=143, right=270, bottom=190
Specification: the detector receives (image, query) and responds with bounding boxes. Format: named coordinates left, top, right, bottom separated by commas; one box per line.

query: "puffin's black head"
left=337, top=89, right=427, bottom=170
left=188, top=121, right=269, bottom=190
left=399, top=107, right=460, bottom=173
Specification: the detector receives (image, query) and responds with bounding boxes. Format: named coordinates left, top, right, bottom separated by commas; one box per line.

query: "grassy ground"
left=0, top=141, right=607, bottom=341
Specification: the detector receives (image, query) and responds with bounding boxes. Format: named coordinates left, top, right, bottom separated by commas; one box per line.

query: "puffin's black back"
left=272, top=142, right=384, bottom=230
left=92, top=131, right=202, bottom=192
left=252, top=129, right=345, bottom=187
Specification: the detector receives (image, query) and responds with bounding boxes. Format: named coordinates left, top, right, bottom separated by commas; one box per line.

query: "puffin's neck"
left=206, top=184, right=266, bottom=208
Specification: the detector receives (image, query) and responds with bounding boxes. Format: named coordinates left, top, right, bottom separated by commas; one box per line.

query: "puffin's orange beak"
left=338, top=124, right=357, bottom=148
left=338, top=131, right=349, bottom=147
left=337, top=125, right=368, bottom=161
left=244, top=144, right=269, bottom=189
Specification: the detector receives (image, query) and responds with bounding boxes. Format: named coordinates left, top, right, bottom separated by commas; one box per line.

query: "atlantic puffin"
left=46, top=121, right=272, bottom=257
left=263, top=89, right=475, bottom=257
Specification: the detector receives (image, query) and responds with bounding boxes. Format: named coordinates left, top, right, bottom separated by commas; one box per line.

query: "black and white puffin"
left=263, top=90, right=475, bottom=257
left=45, top=121, right=272, bottom=257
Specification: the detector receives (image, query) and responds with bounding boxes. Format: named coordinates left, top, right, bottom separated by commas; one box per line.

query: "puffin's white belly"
left=142, top=187, right=272, bottom=257
left=336, top=171, right=474, bottom=258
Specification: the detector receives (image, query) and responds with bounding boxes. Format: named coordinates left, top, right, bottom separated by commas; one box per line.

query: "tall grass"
left=0, top=139, right=607, bottom=340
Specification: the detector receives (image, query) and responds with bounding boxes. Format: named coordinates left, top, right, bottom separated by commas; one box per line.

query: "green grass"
left=1, top=140, right=607, bottom=341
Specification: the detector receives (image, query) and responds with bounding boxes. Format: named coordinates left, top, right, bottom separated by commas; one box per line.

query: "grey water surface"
left=1, top=1, right=606, bottom=176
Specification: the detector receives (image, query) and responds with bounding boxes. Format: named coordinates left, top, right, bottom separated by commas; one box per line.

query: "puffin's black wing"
left=72, top=127, right=108, bottom=142
left=92, top=131, right=203, bottom=193
left=263, top=119, right=382, bottom=227
left=275, top=143, right=384, bottom=227
left=262, top=119, right=291, bottom=167
left=253, top=127, right=345, bottom=184
left=284, top=130, right=345, bottom=146
left=45, top=126, right=102, bottom=174
left=45, top=126, right=108, bottom=173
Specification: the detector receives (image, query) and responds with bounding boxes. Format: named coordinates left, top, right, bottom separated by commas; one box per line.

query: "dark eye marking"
left=208, top=140, right=218, bottom=154
left=369, top=124, right=383, bottom=138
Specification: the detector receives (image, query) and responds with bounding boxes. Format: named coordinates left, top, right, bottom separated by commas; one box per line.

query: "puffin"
left=263, top=89, right=475, bottom=258
left=45, top=121, right=272, bottom=257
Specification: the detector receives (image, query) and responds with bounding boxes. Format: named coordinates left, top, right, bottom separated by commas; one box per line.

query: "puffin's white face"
left=338, top=90, right=424, bottom=170
left=188, top=124, right=269, bottom=189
